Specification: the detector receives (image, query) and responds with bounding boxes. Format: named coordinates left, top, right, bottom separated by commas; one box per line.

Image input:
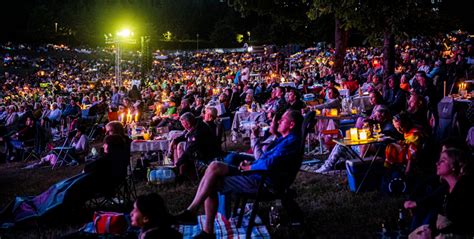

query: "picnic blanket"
left=79, top=205, right=270, bottom=239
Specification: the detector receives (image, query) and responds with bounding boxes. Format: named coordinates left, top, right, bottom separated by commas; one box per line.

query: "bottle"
left=269, top=200, right=282, bottom=228
left=251, top=102, right=256, bottom=112
left=397, top=208, right=406, bottom=233
left=380, top=222, right=389, bottom=238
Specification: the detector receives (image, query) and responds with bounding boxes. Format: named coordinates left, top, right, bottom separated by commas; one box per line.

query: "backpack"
left=93, top=211, right=129, bottom=235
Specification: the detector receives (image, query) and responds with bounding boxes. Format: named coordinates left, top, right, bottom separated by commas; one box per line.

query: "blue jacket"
left=250, top=132, right=302, bottom=189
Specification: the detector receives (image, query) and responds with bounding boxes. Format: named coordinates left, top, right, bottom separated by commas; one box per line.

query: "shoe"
left=193, top=231, right=216, bottom=239
left=314, top=164, right=332, bottom=173
left=175, top=209, right=198, bottom=225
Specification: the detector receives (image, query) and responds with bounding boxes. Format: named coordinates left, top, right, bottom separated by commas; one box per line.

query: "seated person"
left=313, top=87, right=342, bottom=142
left=171, top=112, right=219, bottom=179
left=61, top=98, right=81, bottom=119
left=174, top=110, right=303, bottom=238
left=130, top=193, right=182, bottom=239
left=286, top=88, right=306, bottom=114
left=313, top=86, right=341, bottom=111
left=383, top=75, right=406, bottom=117
left=6, top=116, right=36, bottom=161
left=355, top=91, right=385, bottom=128
left=406, top=93, right=430, bottom=132
left=192, top=97, right=205, bottom=117
left=156, top=99, right=191, bottom=130
left=403, top=148, right=474, bottom=237
left=266, top=86, right=287, bottom=119
left=203, top=107, right=223, bottom=155
left=83, top=134, right=130, bottom=194
left=315, top=106, right=399, bottom=173
left=0, top=134, right=130, bottom=227
left=385, top=112, right=426, bottom=176
left=238, top=93, right=262, bottom=113
left=224, top=115, right=282, bottom=167
left=26, top=125, right=89, bottom=167
left=43, top=103, right=62, bottom=127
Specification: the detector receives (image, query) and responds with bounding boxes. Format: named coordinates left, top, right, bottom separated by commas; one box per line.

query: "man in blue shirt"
left=175, top=110, right=303, bottom=239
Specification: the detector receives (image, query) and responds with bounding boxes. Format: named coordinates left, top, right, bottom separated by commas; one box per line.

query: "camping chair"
left=435, top=97, right=459, bottom=143
left=51, top=133, right=77, bottom=169
left=232, top=162, right=304, bottom=238
left=86, top=175, right=137, bottom=212
left=10, top=138, right=36, bottom=161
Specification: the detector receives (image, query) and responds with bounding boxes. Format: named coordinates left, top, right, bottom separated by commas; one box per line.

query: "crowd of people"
left=1, top=30, right=474, bottom=238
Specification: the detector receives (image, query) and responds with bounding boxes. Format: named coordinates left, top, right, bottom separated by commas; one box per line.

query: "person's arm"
left=250, top=127, right=264, bottom=159
left=250, top=135, right=298, bottom=171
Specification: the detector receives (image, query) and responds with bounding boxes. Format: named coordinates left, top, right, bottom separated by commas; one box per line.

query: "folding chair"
left=51, top=133, right=77, bottom=169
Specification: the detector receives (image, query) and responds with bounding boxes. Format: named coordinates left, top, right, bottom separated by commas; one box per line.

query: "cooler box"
left=346, top=157, right=384, bottom=192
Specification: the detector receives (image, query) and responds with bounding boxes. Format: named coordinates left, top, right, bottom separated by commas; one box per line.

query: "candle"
left=350, top=128, right=358, bottom=141
left=329, top=109, right=338, bottom=117
left=444, top=81, right=447, bottom=97
left=351, top=108, right=357, bottom=115
left=359, top=130, right=368, bottom=141
left=120, top=113, right=125, bottom=123
left=126, top=110, right=132, bottom=124
left=135, top=113, right=139, bottom=122
left=315, top=109, right=321, bottom=115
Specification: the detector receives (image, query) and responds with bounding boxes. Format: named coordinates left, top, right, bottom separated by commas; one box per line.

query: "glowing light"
left=117, top=29, right=132, bottom=37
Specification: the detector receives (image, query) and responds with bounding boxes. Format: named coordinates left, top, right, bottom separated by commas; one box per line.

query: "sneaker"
left=193, top=231, right=216, bottom=239
left=314, top=164, right=332, bottom=173
left=175, top=209, right=198, bottom=225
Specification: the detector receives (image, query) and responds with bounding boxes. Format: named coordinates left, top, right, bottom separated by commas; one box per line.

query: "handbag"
left=93, top=211, right=128, bottom=235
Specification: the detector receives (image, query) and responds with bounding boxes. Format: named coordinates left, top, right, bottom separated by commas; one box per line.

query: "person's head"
left=75, top=125, right=85, bottom=137
left=415, top=71, right=427, bottom=85
left=105, top=121, right=126, bottom=136
left=103, top=134, right=125, bottom=154
left=387, top=75, right=400, bottom=89
left=130, top=193, right=173, bottom=228
left=270, top=114, right=282, bottom=136
left=407, top=93, right=425, bottom=113
left=436, top=148, right=468, bottom=178
left=69, top=98, right=76, bottom=106
left=195, top=97, right=204, bottom=106
left=244, top=93, right=254, bottom=104
left=400, top=74, right=410, bottom=84
left=277, top=110, right=303, bottom=137
left=25, top=116, right=34, bottom=127
left=327, top=87, right=340, bottom=99
left=372, top=75, right=380, bottom=84
left=392, top=112, right=413, bottom=134
left=51, top=103, right=58, bottom=110
left=180, top=98, right=190, bottom=108
left=369, top=91, right=383, bottom=106
left=218, top=93, right=227, bottom=103
left=373, top=106, right=391, bottom=123
left=204, top=107, right=218, bottom=122
left=179, top=112, right=196, bottom=131
left=287, top=88, right=299, bottom=104
left=275, top=86, right=285, bottom=98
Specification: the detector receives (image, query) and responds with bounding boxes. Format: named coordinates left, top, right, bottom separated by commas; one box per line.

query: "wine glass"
left=373, top=124, right=381, bottom=138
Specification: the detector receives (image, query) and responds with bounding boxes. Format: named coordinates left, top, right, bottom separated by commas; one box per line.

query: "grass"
left=0, top=140, right=406, bottom=238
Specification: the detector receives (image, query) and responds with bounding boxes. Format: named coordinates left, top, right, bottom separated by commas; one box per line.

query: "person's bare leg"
left=203, top=192, right=218, bottom=234
left=187, top=162, right=229, bottom=211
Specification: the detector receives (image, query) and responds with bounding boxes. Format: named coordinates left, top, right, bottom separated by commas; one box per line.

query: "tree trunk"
left=383, top=30, right=395, bottom=78
left=334, top=18, right=349, bottom=74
